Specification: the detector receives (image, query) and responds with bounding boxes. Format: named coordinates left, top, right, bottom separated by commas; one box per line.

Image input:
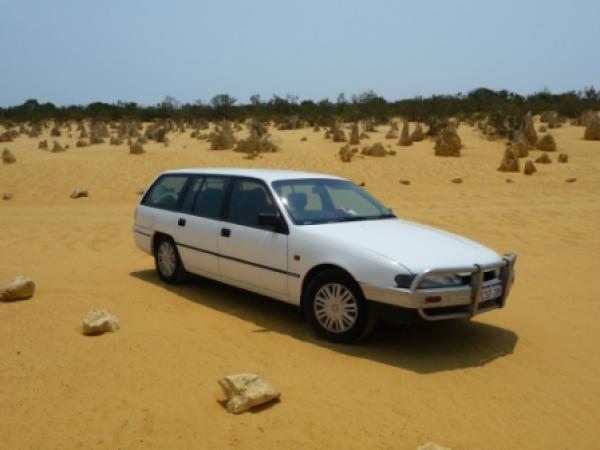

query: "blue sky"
left=1, top=0, right=599, bottom=106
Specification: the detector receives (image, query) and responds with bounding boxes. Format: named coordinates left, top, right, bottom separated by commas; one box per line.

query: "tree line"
left=1, top=88, right=599, bottom=125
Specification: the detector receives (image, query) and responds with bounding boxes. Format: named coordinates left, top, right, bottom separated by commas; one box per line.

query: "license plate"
left=481, top=283, right=503, bottom=302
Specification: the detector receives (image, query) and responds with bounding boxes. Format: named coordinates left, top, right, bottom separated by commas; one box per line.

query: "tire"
left=154, top=236, right=187, bottom=284
left=303, top=269, right=376, bottom=344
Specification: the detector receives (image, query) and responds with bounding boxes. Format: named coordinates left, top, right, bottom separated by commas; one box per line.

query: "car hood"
left=307, top=218, right=501, bottom=273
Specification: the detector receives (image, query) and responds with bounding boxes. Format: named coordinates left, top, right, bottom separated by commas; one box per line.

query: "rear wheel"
left=154, top=236, right=187, bottom=284
left=303, top=269, right=376, bottom=343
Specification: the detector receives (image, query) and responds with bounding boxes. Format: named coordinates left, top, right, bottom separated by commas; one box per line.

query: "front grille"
left=459, top=269, right=499, bottom=285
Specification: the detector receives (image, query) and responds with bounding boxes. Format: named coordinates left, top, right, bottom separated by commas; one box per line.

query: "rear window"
left=143, top=175, right=189, bottom=210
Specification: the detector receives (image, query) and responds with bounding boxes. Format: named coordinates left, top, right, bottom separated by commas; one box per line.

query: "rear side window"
left=193, top=176, right=229, bottom=219
left=143, top=175, right=189, bottom=210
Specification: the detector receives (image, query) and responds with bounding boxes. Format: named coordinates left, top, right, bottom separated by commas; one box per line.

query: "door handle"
left=177, top=218, right=186, bottom=227
left=221, top=228, right=231, bottom=238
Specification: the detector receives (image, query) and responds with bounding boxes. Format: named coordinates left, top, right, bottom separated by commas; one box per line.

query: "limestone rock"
left=331, top=122, right=346, bottom=143
left=524, top=160, right=537, bottom=175
left=82, top=309, right=120, bottom=335
left=0, top=276, right=35, bottom=301
left=558, top=153, right=568, bottom=163
left=2, top=148, right=16, bottom=164
left=410, top=124, right=425, bottom=142
left=535, top=152, right=552, bottom=164
left=51, top=141, right=65, bottom=153
left=70, top=188, right=88, bottom=199
left=385, top=129, right=398, bottom=139
left=584, top=114, right=600, bottom=140
left=349, top=123, right=360, bottom=145
left=398, top=121, right=412, bottom=146
left=129, top=142, right=144, bottom=154
left=210, top=121, right=236, bottom=150
left=508, top=131, right=531, bottom=158
left=218, top=373, right=280, bottom=414
left=497, top=149, right=520, bottom=172
left=417, top=442, right=452, bottom=450
left=536, top=133, right=556, bottom=152
left=434, top=125, right=462, bottom=156
left=361, top=142, right=387, bottom=157
left=522, top=111, right=537, bottom=146
left=339, top=145, right=355, bottom=162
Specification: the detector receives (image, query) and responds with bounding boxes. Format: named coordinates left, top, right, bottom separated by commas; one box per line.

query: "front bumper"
left=360, top=253, right=517, bottom=321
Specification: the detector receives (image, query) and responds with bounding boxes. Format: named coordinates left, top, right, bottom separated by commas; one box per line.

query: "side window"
left=193, top=176, right=229, bottom=219
left=227, top=179, right=277, bottom=228
left=181, top=177, right=204, bottom=213
left=143, top=175, right=189, bottom=210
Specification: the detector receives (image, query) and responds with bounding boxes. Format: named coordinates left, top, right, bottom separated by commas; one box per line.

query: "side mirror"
left=257, top=212, right=286, bottom=233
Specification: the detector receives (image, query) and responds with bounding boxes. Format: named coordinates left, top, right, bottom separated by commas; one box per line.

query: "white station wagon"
left=134, top=168, right=516, bottom=343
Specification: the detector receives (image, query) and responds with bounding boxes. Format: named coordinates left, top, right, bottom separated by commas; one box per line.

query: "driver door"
left=217, top=178, right=289, bottom=297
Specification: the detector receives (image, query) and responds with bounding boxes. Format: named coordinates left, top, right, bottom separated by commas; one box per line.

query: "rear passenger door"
left=174, top=175, right=230, bottom=277
left=217, top=178, right=289, bottom=297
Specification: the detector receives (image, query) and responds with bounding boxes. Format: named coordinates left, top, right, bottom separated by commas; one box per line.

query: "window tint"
left=181, top=177, right=204, bottom=213
left=193, top=176, right=229, bottom=219
left=227, top=179, right=277, bottom=228
left=144, top=175, right=188, bottom=210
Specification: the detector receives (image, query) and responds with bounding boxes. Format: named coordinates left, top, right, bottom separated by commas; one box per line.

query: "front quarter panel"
left=287, top=226, right=408, bottom=303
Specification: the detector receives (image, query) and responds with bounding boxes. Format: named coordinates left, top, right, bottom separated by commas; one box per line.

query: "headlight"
left=419, top=274, right=465, bottom=289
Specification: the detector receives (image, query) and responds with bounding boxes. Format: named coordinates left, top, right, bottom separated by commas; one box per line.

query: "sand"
left=1, top=121, right=600, bottom=449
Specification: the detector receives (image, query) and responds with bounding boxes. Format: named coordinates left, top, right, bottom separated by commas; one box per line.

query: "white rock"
left=82, top=309, right=119, bottom=335
left=0, top=276, right=35, bottom=301
left=218, top=373, right=280, bottom=414
left=417, top=442, right=452, bottom=450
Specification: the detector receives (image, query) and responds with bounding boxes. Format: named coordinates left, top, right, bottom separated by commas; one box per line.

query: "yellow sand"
left=1, top=121, right=599, bottom=449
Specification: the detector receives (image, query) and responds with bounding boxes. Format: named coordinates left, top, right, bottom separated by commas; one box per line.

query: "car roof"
left=162, top=168, right=346, bottom=183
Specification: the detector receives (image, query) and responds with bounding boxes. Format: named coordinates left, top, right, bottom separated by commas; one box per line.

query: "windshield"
left=272, top=178, right=394, bottom=225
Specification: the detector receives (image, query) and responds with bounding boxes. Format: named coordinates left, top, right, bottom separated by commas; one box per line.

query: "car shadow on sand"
left=130, top=270, right=518, bottom=374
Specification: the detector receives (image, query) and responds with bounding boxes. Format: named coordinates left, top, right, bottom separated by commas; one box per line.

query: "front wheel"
left=303, top=269, right=376, bottom=343
left=154, top=236, right=187, bottom=284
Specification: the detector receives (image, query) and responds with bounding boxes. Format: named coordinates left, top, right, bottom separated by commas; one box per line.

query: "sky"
left=1, top=0, right=599, bottom=107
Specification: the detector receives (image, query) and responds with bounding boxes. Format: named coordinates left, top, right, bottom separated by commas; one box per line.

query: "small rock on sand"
left=506, top=178, right=515, bottom=184
left=535, top=152, right=552, bottom=164
left=0, top=276, right=35, bottom=301
left=82, top=309, right=120, bottom=335
left=136, top=188, right=145, bottom=195
left=218, top=373, right=281, bottom=414
left=70, top=189, right=88, bottom=199
left=358, top=181, right=366, bottom=186
left=399, top=179, right=411, bottom=185
left=417, top=442, right=452, bottom=450
left=2, top=192, right=13, bottom=200
left=524, top=161, right=537, bottom=175
left=565, top=177, right=577, bottom=183
left=558, top=153, right=568, bottom=163
left=2, top=148, right=16, bottom=164
left=451, top=177, right=463, bottom=184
